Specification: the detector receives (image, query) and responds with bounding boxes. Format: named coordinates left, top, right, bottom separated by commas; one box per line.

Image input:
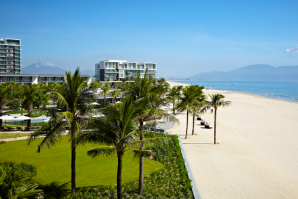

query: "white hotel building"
left=95, top=60, right=157, bottom=81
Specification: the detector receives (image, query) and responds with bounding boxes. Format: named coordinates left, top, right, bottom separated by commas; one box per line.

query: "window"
left=0, top=62, right=5, bottom=64
left=7, top=57, right=13, bottom=60
left=0, top=69, right=6, bottom=73
left=7, top=54, right=14, bottom=57
left=0, top=65, right=5, bottom=69
left=0, top=54, right=6, bottom=56
left=23, top=77, right=31, bottom=82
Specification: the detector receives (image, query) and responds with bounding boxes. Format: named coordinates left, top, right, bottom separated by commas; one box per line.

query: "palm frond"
left=131, top=149, right=152, bottom=159
left=87, top=146, right=116, bottom=158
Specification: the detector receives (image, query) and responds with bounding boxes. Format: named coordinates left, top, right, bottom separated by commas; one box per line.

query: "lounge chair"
left=200, top=119, right=205, bottom=125
left=204, top=122, right=213, bottom=129
left=197, top=115, right=202, bottom=120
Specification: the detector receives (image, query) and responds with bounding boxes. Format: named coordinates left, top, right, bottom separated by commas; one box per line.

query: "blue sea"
left=173, top=81, right=298, bottom=102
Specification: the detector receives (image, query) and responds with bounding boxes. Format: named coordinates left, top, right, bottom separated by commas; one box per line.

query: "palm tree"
left=124, top=70, right=158, bottom=195
left=205, top=94, right=231, bottom=144
left=100, top=86, right=110, bottom=106
left=89, top=81, right=102, bottom=91
left=190, top=94, right=207, bottom=135
left=156, top=78, right=169, bottom=98
left=0, top=85, right=8, bottom=118
left=166, top=86, right=180, bottom=115
left=28, top=68, right=94, bottom=194
left=176, top=85, right=203, bottom=139
left=109, top=89, right=121, bottom=103
left=77, top=97, right=164, bottom=199
left=21, top=84, right=41, bottom=127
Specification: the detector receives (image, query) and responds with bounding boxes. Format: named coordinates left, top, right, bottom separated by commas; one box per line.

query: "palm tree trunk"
left=214, top=109, right=217, bottom=144
left=104, top=95, right=106, bottom=106
left=192, top=113, right=195, bottom=135
left=27, top=100, right=33, bottom=127
left=117, top=154, right=123, bottom=199
left=173, top=99, right=175, bottom=115
left=185, top=110, right=189, bottom=139
left=71, top=137, right=76, bottom=194
left=139, top=119, right=144, bottom=195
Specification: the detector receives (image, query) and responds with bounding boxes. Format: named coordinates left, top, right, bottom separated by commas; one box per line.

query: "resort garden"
left=0, top=69, right=228, bottom=198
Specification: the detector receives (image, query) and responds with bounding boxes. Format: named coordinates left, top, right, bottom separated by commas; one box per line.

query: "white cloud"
left=38, top=58, right=55, bottom=67
left=281, top=45, right=298, bottom=56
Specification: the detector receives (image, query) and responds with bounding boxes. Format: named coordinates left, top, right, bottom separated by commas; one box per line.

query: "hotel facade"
left=95, top=60, right=157, bottom=81
left=0, top=38, right=21, bottom=74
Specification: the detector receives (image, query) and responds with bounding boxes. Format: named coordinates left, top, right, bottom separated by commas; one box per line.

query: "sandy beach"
left=167, top=81, right=298, bottom=199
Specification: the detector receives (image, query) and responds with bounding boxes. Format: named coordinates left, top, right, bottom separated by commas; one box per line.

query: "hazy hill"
left=22, top=64, right=66, bottom=74
left=22, top=64, right=94, bottom=76
left=189, top=64, right=298, bottom=80
left=80, top=70, right=95, bottom=76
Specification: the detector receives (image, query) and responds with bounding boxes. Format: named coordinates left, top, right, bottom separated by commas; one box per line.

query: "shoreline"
left=168, top=80, right=298, bottom=104
left=167, top=80, right=298, bottom=199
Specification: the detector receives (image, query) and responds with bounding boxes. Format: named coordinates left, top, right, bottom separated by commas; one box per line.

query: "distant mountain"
left=189, top=64, right=298, bottom=80
left=81, top=70, right=95, bottom=76
left=22, top=63, right=66, bottom=74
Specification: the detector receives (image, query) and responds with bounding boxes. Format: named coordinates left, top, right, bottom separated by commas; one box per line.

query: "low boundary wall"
left=178, top=136, right=202, bottom=199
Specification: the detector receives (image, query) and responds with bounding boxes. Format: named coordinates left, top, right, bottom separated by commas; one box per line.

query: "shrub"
left=0, top=141, right=5, bottom=145
left=0, top=161, right=42, bottom=198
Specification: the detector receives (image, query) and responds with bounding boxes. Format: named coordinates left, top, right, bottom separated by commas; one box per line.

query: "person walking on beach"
left=211, top=108, right=213, bottom=113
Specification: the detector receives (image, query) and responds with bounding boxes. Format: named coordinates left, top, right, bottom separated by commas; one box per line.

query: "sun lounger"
left=204, top=125, right=213, bottom=129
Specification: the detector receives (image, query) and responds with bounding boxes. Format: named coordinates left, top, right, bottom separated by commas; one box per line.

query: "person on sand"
left=211, top=109, right=213, bottom=113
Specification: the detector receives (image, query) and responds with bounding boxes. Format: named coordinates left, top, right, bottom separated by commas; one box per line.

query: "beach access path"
left=167, top=81, right=298, bottom=199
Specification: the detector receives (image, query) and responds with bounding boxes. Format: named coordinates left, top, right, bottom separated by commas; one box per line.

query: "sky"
left=1, top=0, right=298, bottom=78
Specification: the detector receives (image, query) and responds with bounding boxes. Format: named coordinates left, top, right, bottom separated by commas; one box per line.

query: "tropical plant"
left=156, top=78, right=170, bottom=98
left=109, top=89, right=121, bottom=103
left=28, top=68, right=94, bottom=194
left=166, top=86, right=181, bottom=115
left=100, top=87, right=110, bottom=106
left=176, top=85, right=204, bottom=139
left=77, top=97, right=166, bottom=199
left=124, top=70, right=159, bottom=195
left=148, top=94, right=178, bottom=135
left=190, top=92, right=206, bottom=135
left=0, top=161, right=42, bottom=199
left=89, top=81, right=102, bottom=91
left=0, top=85, right=7, bottom=117
left=21, top=84, right=41, bottom=127
left=205, top=94, right=231, bottom=144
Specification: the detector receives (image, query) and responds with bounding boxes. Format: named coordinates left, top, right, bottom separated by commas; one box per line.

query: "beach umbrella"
left=0, top=115, right=15, bottom=127
left=90, top=102, right=100, bottom=105
left=14, top=115, right=31, bottom=128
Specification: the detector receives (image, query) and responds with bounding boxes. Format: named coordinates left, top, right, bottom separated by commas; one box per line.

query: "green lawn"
left=0, top=136, right=164, bottom=188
